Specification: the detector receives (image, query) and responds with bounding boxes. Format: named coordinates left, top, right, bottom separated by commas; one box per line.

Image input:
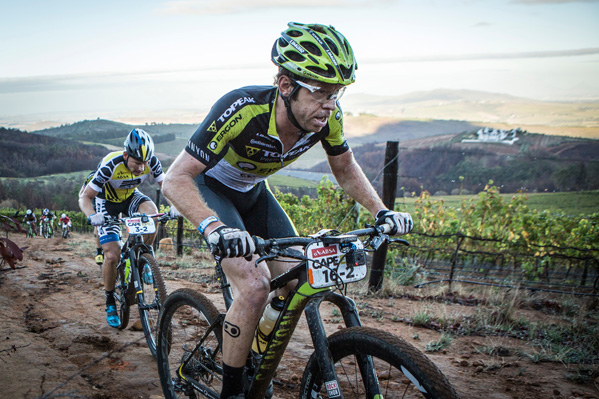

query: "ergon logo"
left=311, top=245, right=338, bottom=258
left=212, top=114, right=243, bottom=144
left=217, top=97, right=255, bottom=123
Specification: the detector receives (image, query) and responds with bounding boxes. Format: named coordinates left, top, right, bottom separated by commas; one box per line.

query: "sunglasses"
left=290, top=78, right=347, bottom=103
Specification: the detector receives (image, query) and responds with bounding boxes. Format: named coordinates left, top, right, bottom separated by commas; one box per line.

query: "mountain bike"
left=61, top=223, right=71, bottom=239
left=107, top=212, right=172, bottom=358
left=156, top=224, right=460, bottom=399
left=40, top=219, right=54, bottom=238
left=25, top=221, right=37, bottom=238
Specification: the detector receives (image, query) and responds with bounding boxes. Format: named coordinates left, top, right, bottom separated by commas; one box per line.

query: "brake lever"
left=390, top=238, right=410, bottom=246
left=255, top=253, right=278, bottom=266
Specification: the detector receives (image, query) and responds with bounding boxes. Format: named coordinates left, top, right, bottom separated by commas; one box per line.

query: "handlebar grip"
left=379, top=223, right=392, bottom=234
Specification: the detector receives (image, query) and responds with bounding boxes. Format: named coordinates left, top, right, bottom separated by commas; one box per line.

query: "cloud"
left=157, top=0, right=391, bottom=15
left=511, top=0, right=599, bottom=4
left=370, top=47, right=599, bottom=64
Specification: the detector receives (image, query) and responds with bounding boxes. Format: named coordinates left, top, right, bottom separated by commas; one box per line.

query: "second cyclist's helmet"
left=26, top=209, right=32, bottom=215
left=61, top=213, right=66, bottom=218
left=124, top=129, right=154, bottom=162
left=272, top=22, right=357, bottom=85
left=43, top=208, right=49, bottom=215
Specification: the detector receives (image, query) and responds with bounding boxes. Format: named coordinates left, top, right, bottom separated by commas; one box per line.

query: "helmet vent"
left=285, top=50, right=306, bottom=62
left=287, top=29, right=302, bottom=38
left=278, top=38, right=289, bottom=48
left=307, top=64, right=336, bottom=78
left=340, top=65, right=353, bottom=80
left=302, top=42, right=322, bottom=57
left=324, top=38, right=339, bottom=56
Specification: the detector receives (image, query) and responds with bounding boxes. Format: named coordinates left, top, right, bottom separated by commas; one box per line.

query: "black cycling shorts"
left=195, top=174, right=297, bottom=239
left=95, top=189, right=152, bottom=245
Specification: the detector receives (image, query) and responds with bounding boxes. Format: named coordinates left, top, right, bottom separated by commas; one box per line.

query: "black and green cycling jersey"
left=185, top=85, right=350, bottom=192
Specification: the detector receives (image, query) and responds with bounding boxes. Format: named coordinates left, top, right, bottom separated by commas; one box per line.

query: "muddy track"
left=0, top=234, right=597, bottom=399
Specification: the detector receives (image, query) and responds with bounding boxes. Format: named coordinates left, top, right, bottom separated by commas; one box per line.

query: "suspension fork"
left=304, top=298, right=344, bottom=398
left=315, top=293, right=384, bottom=398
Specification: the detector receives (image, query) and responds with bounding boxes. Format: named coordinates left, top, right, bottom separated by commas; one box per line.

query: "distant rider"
left=39, top=208, right=56, bottom=236
left=60, top=213, right=72, bottom=234
left=22, top=209, right=38, bottom=236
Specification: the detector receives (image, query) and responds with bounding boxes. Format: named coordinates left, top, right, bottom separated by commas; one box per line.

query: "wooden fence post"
left=368, top=141, right=399, bottom=292
left=176, top=216, right=184, bottom=256
left=448, top=235, right=465, bottom=291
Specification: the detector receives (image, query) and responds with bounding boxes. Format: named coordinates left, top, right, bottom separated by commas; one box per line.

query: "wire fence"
left=140, top=218, right=599, bottom=297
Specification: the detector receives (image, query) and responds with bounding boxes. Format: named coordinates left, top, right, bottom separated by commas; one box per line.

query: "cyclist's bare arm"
left=162, top=151, right=222, bottom=235
left=79, top=185, right=100, bottom=218
left=327, top=150, right=387, bottom=216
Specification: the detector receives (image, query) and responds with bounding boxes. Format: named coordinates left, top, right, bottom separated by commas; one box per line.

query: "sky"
left=1, top=0, right=598, bottom=129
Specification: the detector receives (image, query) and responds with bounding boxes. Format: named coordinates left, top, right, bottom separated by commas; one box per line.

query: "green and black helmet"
left=272, top=22, right=357, bottom=85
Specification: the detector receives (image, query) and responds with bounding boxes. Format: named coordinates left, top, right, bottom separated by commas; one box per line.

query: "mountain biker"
left=39, top=208, right=56, bottom=236
left=78, top=128, right=165, bottom=328
left=60, top=213, right=72, bottom=235
left=162, top=22, right=413, bottom=399
left=22, top=209, right=38, bottom=236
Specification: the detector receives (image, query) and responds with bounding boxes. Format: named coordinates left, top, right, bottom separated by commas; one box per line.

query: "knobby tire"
left=300, top=326, right=460, bottom=399
left=137, top=253, right=167, bottom=358
left=114, top=260, right=131, bottom=330
left=157, top=288, right=223, bottom=399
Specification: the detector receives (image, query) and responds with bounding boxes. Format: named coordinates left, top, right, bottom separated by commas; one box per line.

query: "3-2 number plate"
left=125, top=217, right=156, bottom=234
left=306, top=240, right=366, bottom=289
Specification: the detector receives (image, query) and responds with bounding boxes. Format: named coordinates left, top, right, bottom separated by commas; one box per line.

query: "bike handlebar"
left=250, top=224, right=408, bottom=258
left=103, top=212, right=174, bottom=225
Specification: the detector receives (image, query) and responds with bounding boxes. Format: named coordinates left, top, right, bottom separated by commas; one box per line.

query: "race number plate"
left=306, top=240, right=367, bottom=289
left=125, top=217, right=156, bottom=234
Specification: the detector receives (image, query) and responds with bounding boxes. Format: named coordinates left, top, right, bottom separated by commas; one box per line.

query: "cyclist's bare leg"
left=101, top=241, right=121, bottom=291
left=266, top=252, right=300, bottom=299
left=137, top=201, right=159, bottom=246
left=221, top=256, right=271, bottom=367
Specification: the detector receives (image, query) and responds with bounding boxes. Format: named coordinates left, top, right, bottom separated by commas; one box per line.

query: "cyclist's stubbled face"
left=124, top=153, right=148, bottom=176
left=289, top=79, right=343, bottom=133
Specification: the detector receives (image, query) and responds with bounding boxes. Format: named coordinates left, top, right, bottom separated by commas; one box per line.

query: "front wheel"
left=300, top=326, right=460, bottom=399
left=113, top=260, right=131, bottom=330
left=137, top=253, right=168, bottom=358
left=157, top=288, right=223, bottom=399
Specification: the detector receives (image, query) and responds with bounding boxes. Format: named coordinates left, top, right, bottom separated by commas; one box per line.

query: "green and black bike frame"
left=211, top=253, right=381, bottom=399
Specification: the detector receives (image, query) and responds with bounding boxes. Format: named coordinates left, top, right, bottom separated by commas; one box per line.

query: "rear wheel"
left=157, top=288, right=223, bottom=399
left=300, top=326, right=460, bottom=399
left=137, top=253, right=168, bottom=357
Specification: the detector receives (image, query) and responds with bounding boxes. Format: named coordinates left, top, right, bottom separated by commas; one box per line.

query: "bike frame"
left=184, top=230, right=387, bottom=399
left=121, top=232, right=157, bottom=311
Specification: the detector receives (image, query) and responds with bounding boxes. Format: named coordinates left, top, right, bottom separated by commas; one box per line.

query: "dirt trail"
left=0, top=233, right=597, bottom=399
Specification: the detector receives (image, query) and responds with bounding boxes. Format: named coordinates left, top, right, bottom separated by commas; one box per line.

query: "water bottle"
left=124, top=257, right=131, bottom=283
left=251, top=296, right=285, bottom=354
